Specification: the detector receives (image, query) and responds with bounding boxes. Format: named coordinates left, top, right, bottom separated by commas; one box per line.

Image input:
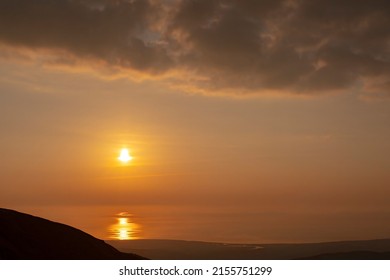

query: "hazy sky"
left=1, top=0, right=389, bottom=243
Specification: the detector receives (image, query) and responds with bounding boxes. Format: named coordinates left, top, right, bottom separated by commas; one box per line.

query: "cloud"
left=0, top=0, right=172, bottom=73
left=0, top=0, right=389, bottom=97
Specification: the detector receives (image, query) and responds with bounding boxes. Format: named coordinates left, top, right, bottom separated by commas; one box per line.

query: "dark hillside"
left=0, top=208, right=145, bottom=260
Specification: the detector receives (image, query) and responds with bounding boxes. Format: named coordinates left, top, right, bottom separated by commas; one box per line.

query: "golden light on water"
left=118, top=148, right=133, bottom=163
left=119, top=229, right=129, bottom=240
left=118, top=217, right=127, bottom=225
left=109, top=212, right=140, bottom=240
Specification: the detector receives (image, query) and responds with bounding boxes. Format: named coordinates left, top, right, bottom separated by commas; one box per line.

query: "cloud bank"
left=0, top=0, right=389, bottom=97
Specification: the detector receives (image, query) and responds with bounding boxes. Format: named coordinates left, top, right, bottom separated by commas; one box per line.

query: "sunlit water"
left=108, top=212, right=140, bottom=240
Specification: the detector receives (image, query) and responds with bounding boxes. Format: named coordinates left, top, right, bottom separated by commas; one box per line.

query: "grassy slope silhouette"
left=0, top=208, right=145, bottom=260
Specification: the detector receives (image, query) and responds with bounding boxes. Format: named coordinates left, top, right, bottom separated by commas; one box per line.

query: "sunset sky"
left=0, top=0, right=389, bottom=243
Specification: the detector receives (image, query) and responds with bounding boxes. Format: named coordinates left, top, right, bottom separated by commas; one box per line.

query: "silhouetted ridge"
left=0, top=208, right=145, bottom=260
left=108, top=238, right=390, bottom=260
left=301, top=251, right=390, bottom=260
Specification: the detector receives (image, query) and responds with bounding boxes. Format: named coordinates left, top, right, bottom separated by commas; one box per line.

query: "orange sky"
left=0, top=0, right=390, bottom=243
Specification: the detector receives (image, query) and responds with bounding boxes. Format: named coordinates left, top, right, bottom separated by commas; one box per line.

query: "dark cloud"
left=0, top=0, right=389, bottom=97
left=0, top=0, right=172, bottom=72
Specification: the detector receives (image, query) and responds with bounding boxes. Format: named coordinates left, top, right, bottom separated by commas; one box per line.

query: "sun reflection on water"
left=108, top=212, right=140, bottom=240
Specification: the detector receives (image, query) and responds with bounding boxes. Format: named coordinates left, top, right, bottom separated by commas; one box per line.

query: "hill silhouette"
left=108, top=239, right=390, bottom=260
left=301, top=250, right=390, bottom=260
left=0, top=208, right=145, bottom=260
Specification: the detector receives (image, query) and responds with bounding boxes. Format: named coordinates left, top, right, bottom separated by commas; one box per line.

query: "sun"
left=118, top=148, right=133, bottom=163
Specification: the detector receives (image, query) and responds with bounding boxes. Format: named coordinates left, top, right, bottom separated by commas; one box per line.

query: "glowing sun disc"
left=118, top=148, right=133, bottom=163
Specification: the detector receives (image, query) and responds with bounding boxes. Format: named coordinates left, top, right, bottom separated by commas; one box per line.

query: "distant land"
left=1, top=208, right=389, bottom=260
left=107, top=239, right=390, bottom=260
left=0, top=208, right=145, bottom=260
